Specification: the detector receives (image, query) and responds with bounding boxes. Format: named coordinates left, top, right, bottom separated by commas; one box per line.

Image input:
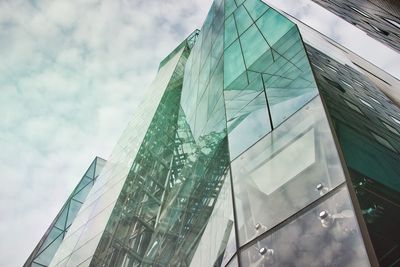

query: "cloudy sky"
left=0, top=0, right=399, bottom=266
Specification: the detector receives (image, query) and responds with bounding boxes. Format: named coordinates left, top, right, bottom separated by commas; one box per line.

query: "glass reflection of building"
left=26, top=0, right=400, bottom=266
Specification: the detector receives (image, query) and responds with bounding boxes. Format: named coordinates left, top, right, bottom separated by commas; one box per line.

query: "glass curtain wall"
left=25, top=157, right=106, bottom=267
left=307, top=43, right=400, bottom=267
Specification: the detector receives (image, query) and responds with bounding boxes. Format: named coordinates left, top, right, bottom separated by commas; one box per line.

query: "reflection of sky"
left=241, top=188, right=370, bottom=267
left=1, top=0, right=399, bottom=266
left=232, top=98, right=347, bottom=246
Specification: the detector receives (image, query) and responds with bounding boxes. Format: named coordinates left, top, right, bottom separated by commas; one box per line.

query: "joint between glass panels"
left=238, top=181, right=347, bottom=252
left=242, top=4, right=275, bottom=62
left=228, top=94, right=320, bottom=163
left=228, top=166, right=242, bottom=267
left=232, top=12, right=250, bottom=85
left=260, top=73, right=274, bottom=131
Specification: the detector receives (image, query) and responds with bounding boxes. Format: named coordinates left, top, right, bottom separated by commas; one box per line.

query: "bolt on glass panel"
left=231, top=97, right=346, bottom=245
left=239, top=186, right=370, bottom=267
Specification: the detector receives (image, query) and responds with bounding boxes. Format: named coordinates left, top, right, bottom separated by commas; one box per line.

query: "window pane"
left=231, top=97, right=346, bottom=245
left=190, top=171, right=236, bottom=267
left=239, top=186, right=370, bottom=267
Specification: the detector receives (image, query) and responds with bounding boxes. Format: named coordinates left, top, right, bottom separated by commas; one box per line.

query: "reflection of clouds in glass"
left=231, top=97, right=346, bottom=245
left=241, top=187, right=369, bottom=267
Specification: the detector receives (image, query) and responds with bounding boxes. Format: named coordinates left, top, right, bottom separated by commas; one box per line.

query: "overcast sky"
left=0, top=0, right=399, bottom=266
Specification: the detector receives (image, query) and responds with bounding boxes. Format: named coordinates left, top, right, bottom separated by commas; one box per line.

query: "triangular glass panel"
left=73, top=176, right=92, bottom=195
left=37, top=227, right=63, bottom=255
left=84, top=161, right=96, bottom=178
left=54, top=203, right=69, bottom=230
left=65, top=199, right=83, bottom=227
left=94, top=158, right=106, bottom=178
left=73, top=182, right=94, bottom=203
left=34, top=233, right=63, bottom=266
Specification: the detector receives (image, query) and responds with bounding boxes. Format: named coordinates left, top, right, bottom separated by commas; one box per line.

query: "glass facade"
left=304, top=39, right=400, bottom=266
left=311, top=0, right=400, bottom=53
left=25, top=157, right=106, bottom=267
left=26, top=0, right=400, bottom=266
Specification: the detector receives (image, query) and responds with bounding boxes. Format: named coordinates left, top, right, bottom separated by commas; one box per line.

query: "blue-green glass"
left=243, top=0, right=270, bottom=20
left=37, top=228, right=63, bottom=255
left=224, top=40, right=246, bottom=88
left=235, top=0, right=245, bottom=5
left=240, top=23, right=271, bottom=68
left=208, top=58, right=224, bottom=116
left=263, top=27, right=318, bottom=126
left=189, top=170, right=236, bottom=267
left=225, top=15, right=238, bottom=49
left=225, top=0, right=237, bottom=18
left=256, top=8, right=295, bottom=47
left=211, top=27, right=223, bottom=73
left=34, top=234, right=64, bottom=266
left=25, top=158, right=105, bottom=267
left=234, top=5, right=253, bottom=35
left=227, top=92, right=271, bottom=158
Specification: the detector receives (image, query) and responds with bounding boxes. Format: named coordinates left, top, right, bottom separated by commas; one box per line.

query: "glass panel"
left=34, top=233, right=64, bottom=266
left=66, top=199, right=83, bottom=227
left=371, top=131, right=397, bottom=152
left=85, top=162, right=96, bottom=178
left=37, top=227, right=63, bottom=255
left=243, top=0, right=270, bottom=21
left=256, top=8, right=294, bottom=47
left=225, top=15, right=238, bottom=49
left=94, top=158, right=106, bottom=177
left=67, top=233, right=103, bottom=267
left=73, top=182, right=94, bottom=203
left=231, top=97, right=346, bottom=245
left=74, top=204, right=114, bottom=248
left=51, top=224, right=85, bottom=264
left=74, top=176, right=93, bottom=194
left=224, top=40, right=246, bottom=88
left=240, top=24, right=272, bottom=69
left=263, top=27, right=318, bottom=127
left=190, top=171, right=236, bottom=267
left=226, top=255, right=239, bottom=267
left=54, top=206, right=69, bottom=230
left=234, top=5, right=253, bottom=35
left=239, top=186, right=370, bottom=267
left=226, top=90, right=271, bottom=159
left=225, top=0, right=237, bottom=19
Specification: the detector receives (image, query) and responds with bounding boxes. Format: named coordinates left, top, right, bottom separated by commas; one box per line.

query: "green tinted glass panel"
left=240, top=23, right=271, bottom=68
left=224, top=40, right=246, bottom=88
left=34, top=234, right=63, bottom=266
left=234, top=5, right=253, bottom=35
left=225, top=15, right=238, bottom=49
left=37, top=227, right=63, bottom=255
left=243, top=0, right=270, bottom=20
left=225, top=0, right=237, bottom=18
left=256, top=8, right=295, bottom=47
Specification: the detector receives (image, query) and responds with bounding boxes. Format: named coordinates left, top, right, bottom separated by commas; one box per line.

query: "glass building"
left=26, top=0, right=400, bottom=266
left=25, top=157, right=106, bottom=267
left=311, top=0, right=400, bottom=53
